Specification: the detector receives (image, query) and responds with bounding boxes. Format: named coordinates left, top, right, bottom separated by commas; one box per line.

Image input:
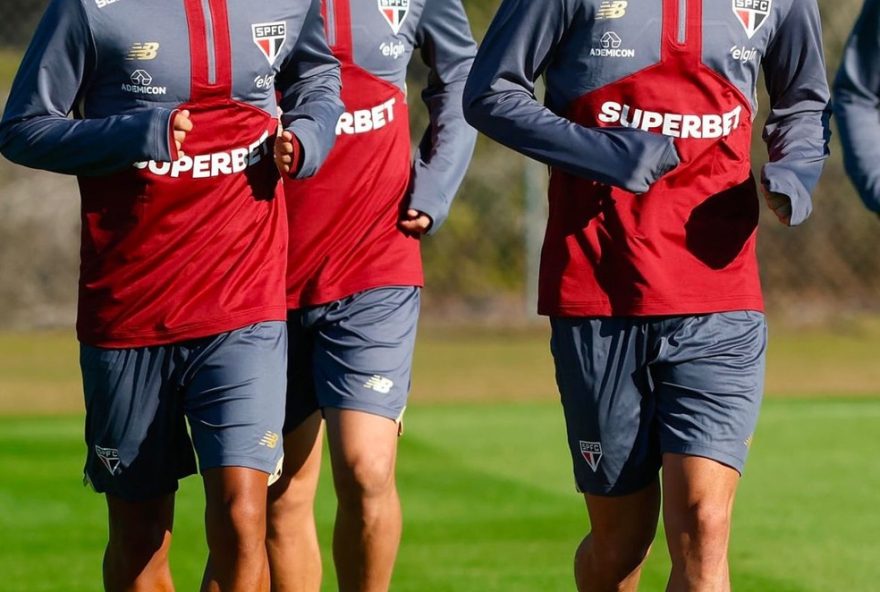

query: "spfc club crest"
left=378, top=0, right=409, bottom=35
left=95, top=445, right=121, bottom=476
left=252, top=22, right=287, bottom=64
left=732, top=0, right=771, bottom=38
left=579, top=441, right=603, bottom=473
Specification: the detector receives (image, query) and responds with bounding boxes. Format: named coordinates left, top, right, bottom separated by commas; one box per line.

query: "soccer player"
left=834, top=0, right=880, bottom=211
left=0, top=0, right=342, bottom=589
left=267, top=0, right=476, bottom=590
left=463, top=0, right=830, bottom=590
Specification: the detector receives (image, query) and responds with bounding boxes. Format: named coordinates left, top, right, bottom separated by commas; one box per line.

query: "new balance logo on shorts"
left=579, top=441, right=603, bottom=472
left=364, top=375, right=395, bottom=394
left=259, top=431, right=280, bottom=449
left=95, top=446, right=121, bottom=475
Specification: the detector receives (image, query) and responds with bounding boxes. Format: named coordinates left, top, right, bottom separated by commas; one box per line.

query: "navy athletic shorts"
left=550, top=312, right=767, bottom=496
left=284, top=287, right=420, bottom=433
left=80, top=321, right=287, bottom=501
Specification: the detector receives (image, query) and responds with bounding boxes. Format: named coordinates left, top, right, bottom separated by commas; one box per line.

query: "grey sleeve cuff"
left=407, top=126, right=478, bottom=235
left=761, top=164, right=813, bottom=226
left=593, top=127, right=680, bottom=193
left=407, top=170, right=450, bottom=235
left=150, top=108, right=178, bottom=163
left=286, top=120, right=322, bottom=179
left=640, top=136, right=680, bottom=193
left=0, top=107, right=179, bottom=176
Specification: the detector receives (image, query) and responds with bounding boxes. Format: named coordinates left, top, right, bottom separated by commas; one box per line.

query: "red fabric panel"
left=539, top=0, right=763, bottom=317
left=284, top=60, right=421, bottom=309
left=77, top=101, right=286, bottom=346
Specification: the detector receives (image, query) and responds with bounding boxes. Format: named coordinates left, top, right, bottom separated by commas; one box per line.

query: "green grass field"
left=1, top=328, right=880, bottom=590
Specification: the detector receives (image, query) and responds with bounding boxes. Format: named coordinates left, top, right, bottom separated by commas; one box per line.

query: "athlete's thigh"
left=652, top=311, right=767, bottom=473
left=324, top=408, right=399, bottom=485
left=310, top=286, right=420, bottom=423
left=183, top=321, right=287, bottom=483
left=81, top=344, right=196, bottom=501
left=549, top=316, right=660, bottom=496
left=268, top=411, right=323, bottom=503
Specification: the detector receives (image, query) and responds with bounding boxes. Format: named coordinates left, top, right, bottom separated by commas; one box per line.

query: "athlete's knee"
left=585, top=531, right=654, bottom=578
left=333, top=452, right=396, bottom=504
left=267, top=478, right=317, bottom=541
left=582, top=503, right=656, bottom=577
left=229, top=494, right=267, bottom=532
left=106, top=496, right=173, bottom=565
left=207, top=492, right=267, bottom=559
left=667, top=499, right=732, bottom=572
left=268, top=485, right=314, bottom=526
left=107, top=525, right=171, bottom=570
left=105, top=522, right=172, bottom=589
left=575, top=530, right=653, bottom=592
left=673, top=500, right=731, bottom=543
left=269, top=462, right=319, bottom=510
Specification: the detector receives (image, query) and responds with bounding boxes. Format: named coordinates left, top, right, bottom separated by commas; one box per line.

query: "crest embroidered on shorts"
left=377, top=0, right=409, bottom=35
left=252, top=22, right=287, bottom=64
left=95, top=446, right=121, bottom=476
left=579, top=441, right=603, bottom=472
left=732, top=0, right=771, bottom=38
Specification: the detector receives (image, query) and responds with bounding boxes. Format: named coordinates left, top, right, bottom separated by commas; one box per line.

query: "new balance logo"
left=579, top=441, right=603, bottom=472
left=260, top=431, right=280, bottom=449
left=596, top=0, right=627, bottom=20
left=364, top=375, right=394, bottom=394
left=95, top=446, right=121, bottom=476
left=127, top=42, right=159, bottom=60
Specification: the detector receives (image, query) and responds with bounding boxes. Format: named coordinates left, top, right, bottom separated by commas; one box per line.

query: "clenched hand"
left=762, top=187, right=793, bottom=226
left=173, top=109, right=193, bottom=157
left=398, top=209, right=432, bottom=236
left=274, top=130, right=301, bottom=177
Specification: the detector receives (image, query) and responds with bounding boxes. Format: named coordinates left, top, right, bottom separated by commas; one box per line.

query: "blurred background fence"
left=0, top=0, right=877, bottom=329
